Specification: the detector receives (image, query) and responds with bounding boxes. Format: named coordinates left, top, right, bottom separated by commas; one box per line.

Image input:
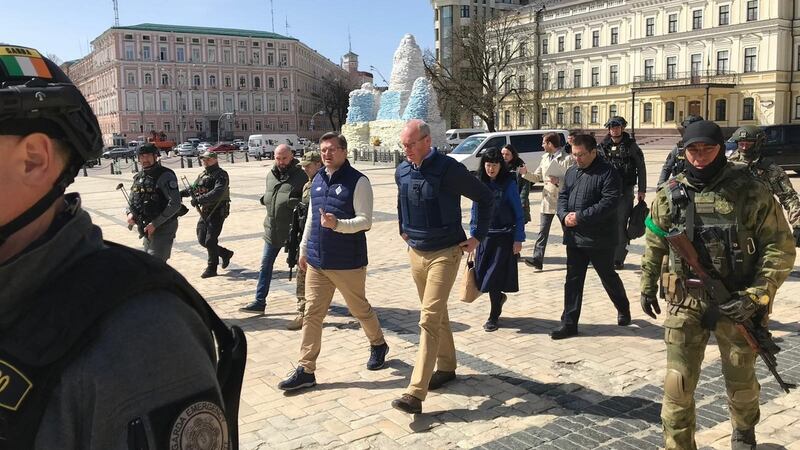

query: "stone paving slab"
left=72, top=148, right=800, bottom=449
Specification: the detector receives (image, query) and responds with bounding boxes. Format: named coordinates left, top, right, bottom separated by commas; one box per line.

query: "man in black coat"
left=553, top=134, right=632, bottom=339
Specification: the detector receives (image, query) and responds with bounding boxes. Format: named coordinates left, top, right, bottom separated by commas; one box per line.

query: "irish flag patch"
left=0, top=46, right=53, bottom=79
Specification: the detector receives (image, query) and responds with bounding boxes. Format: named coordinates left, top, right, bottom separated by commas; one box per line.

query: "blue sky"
left=5, top=0, right=435, bottom=86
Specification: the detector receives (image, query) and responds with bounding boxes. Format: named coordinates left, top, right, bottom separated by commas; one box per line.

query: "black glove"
left=640, top=293, right=661, bottom=319
left=719, top=294, right=759, bottom=323
left=793, top=227, right=800, bottom=247
left=190, top=198, right=198, bottom=207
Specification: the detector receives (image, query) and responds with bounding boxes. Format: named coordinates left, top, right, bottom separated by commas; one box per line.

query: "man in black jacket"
left=553, top=134, right=632, bottom=339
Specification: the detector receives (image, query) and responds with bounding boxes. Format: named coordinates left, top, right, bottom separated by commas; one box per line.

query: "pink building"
left=65, top=23, right=348, bottom=145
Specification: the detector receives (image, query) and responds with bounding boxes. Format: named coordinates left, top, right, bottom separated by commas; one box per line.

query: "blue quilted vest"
left=306, top=160, right=368, bottom=270
left=396, top=151, right=464, bottom=251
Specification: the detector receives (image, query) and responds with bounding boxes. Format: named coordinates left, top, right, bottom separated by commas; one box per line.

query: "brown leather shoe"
left=391, top=394, right=422, bottom=414
left=428, top=370, right=456, bottom=390
left=286, top=314, right=303, bottom=331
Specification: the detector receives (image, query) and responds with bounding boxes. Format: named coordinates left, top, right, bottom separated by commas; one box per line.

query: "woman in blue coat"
left=470, top=149, right=526, bottom=331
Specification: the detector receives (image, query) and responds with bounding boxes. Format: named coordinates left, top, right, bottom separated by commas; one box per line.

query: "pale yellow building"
left=494, top=0, right=795, bottom=135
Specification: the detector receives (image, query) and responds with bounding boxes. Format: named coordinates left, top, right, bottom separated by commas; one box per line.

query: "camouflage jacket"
left=729, top=152, right=800, bottom=227
left=640, top=163, right=795, bottom=306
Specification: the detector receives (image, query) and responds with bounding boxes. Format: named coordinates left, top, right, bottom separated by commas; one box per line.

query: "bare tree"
left=46, top=53, right=64, bottom=66
left=424, top=13, right=524, bottom=132
left=313, top=75, right=359, bottom=132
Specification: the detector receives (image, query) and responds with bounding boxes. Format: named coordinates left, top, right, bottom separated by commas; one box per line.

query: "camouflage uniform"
left=729, top=152, right=800, bottom=227
left=640, top=164, right=795, bottom=449
left=295, top=179, right=311, bottom=314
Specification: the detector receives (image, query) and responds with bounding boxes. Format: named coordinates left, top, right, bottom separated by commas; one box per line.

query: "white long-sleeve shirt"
left=299, top=168, right=373, bottom=258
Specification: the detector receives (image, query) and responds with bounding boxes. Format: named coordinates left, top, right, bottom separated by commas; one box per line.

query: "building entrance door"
left=688, top=101, right=701, bottom=117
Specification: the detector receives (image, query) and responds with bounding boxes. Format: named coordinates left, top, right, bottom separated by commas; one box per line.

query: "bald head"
left=400, top=119, right=432, bottom=166
left=274, top=144, right=294, bottom=171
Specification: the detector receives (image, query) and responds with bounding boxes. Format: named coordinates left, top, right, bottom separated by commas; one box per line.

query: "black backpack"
left=0, top=242, right=247, bottom=449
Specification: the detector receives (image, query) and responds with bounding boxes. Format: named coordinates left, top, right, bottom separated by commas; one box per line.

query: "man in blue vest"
left=391, top=119, right=494, bottom=414
left=277, top=132, right=389, bottom=391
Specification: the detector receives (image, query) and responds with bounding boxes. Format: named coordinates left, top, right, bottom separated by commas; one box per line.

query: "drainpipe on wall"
left=790, top=0, right=797, bottom=123
left=533, top=6, right=543, bottom=129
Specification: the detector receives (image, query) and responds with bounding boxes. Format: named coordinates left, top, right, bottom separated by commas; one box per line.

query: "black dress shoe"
left=524, top=257, right=543, bottom=270
left=428, top=370, right=456, bottom=391
left=550, top=326, right=578, bottom=340
left=614, top=261, right=624, bottom=270
left=391, top=394, right=422, bottom=414
left=617, top=312, right=631, bottom=326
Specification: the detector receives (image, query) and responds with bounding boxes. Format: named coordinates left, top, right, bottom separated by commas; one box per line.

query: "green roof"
left=112, top=23, right=297, bottom=41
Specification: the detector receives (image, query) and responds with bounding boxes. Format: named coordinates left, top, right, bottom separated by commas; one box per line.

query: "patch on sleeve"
left=169, top=179, right=179, bottom=189
left=149, top=389, right=229, bottom=450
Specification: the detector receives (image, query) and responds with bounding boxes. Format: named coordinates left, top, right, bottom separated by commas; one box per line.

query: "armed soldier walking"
left=598, top=116, right=646, bottom=269
left=182, top=150, right=234, bottom=278
left=125, top=143, right=183, bottom=261
left=640, top=120, right=795, bottom=450
left=285, top=150, right=322, bottom=330
left=728, top=125, right=800, bottom=246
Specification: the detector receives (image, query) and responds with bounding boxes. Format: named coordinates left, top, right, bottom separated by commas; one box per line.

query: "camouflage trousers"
left=661, top=296, right=760, bottom=450
left=295, top=267, right=306, bottom=314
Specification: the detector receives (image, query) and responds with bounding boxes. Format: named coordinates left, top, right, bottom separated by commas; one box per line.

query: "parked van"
left=247, top=134, right=301, bottom=158
left=445, top=128, right=486, bottom=147
left=447, top=129, right=569, bottom=173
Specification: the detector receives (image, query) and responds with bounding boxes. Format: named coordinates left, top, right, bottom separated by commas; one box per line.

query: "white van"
left=447, top=129, right=569, bottom=173
left=247, top=134, right=301, bottom=158
left=445, top=128, right=485, bottom=147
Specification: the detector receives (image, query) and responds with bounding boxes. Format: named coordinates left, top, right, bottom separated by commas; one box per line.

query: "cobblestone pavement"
left=74, top=148, right=800, bottom=449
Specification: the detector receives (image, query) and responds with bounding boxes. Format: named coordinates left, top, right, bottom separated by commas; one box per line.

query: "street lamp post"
left=368, top=65, right=389, bottom=86
left=309, top=110, right=325, bottom=132
left=217, top=112, right=234, bottom=144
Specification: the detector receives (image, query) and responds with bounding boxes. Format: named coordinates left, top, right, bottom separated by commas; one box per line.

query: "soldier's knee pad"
left=729, top=387, right=759, bottom=405
left=664, top=369, right=692, bottom=405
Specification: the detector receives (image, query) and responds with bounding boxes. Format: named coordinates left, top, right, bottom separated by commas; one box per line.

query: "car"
left=197, top=142, right=212, bottom=152
left=102, top=147, right=135, bottom=159
left=177, top=143, right=196, bottom=157
left=187, top=138, right=201, bottom=148
left=448, top=129, right=569, bottom=173
left=232, top=139, right=246, bottom=147
left=209, top=143, right=239, bottom=153
left=755, top=124, right=800, bottom=174
left=725, top=138, right=737, bottom=158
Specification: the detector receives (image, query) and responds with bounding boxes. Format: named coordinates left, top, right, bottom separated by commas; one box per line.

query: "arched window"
left=742, top=97, right=754, bottom=120
left=715, top=99, right=727, bottom=121
left=193, top=74, right=200, bottom=87
left=209, top=75, right=216, bottom=87
left=643, top=102, right=653, bottom=122
left=665, top=101, right=675, bottom=122
left=144, top=73, right=152, bottom=85
left=572, top=106, right=581, bottom=124
left=254, top=76, right=261, bottom=88
left=239, top=76, right=247, bottom=88
left=160, top=73, right=168, bottom=86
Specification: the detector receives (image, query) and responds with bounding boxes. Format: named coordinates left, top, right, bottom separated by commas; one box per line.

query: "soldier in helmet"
left=125, top=143, right=182, bottom=261
left=640, top=120, right=795, bottom=450
left=181, top=150, right=235, bottom=278
left=0, top=45, right=243, bottom=448
left=598, top=115, right=647, bottom=269
left=729, top=125, right=800, bottom=243
left=658, top=115, right=704, bottom=185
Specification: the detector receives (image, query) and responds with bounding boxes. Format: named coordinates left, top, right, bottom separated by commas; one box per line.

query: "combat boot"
left=201, top=265, right=218, bottom=278
left=731, top=428, right=756, bottom=450
left=286, top=313, right=304, bottom=330
left=220, top=249, right=234, bottom=269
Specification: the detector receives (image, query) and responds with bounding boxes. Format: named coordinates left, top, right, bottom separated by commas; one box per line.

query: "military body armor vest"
left=130, top=164, right=172, bottom=223
left=600, top=139, right=638, bottom=186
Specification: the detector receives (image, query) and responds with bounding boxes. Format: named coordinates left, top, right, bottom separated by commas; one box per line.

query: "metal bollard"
left=230, top=153, right=235, bottom=164
left=133, top=160, right=139, bottom=172
left=245, top=152, right=249, bottom=162
left=83, top=165, right=88, bottom=177
left=110, top=160, right=115, bottom=175
left=187, top=157, right=193, bottom=168
left=180, top=157, right=185, bottom=168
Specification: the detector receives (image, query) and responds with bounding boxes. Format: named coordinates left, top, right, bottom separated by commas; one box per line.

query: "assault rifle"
left=284, top=202, right=308, bottom=281
left=180, top=175, right=204, bottom=220
left=664, top=230, right=796, bottom=393
left=116, top=183, right=146, bottom=238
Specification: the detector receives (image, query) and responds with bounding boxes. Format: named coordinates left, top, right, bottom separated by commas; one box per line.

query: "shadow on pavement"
left=498, top=316, right=663, bottom=339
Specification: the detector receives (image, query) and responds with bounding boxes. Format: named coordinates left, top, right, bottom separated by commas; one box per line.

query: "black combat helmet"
left=604, top=116, right=627, bottom=128
left=0, top=44, right=103, bottom=245
left=136, top=143, right=160, bottom=157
